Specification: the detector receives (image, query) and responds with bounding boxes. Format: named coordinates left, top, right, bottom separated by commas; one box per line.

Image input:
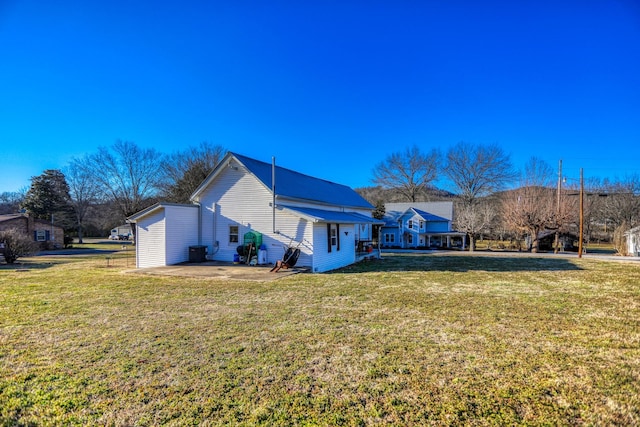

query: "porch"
left=356, top=239, right=381, bottom=261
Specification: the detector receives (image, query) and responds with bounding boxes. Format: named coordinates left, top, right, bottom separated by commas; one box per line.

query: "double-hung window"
left=229, top=225, right=239, bottom=243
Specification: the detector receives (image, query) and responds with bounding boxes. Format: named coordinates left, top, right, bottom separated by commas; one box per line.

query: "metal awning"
left=279, top=205, right=383, bottom=224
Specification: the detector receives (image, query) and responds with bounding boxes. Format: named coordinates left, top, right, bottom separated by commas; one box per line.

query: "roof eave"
left=276, top=194, right=372, bottom=211
left=127, top=202, right=198, bottom=222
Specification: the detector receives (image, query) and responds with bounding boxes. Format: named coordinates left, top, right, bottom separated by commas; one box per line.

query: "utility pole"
left=554, top=160, right=562, bottom=253
left=578, top=168, right=584, bottom=258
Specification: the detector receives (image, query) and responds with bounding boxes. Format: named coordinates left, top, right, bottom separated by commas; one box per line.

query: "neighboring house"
left=380, top=202, right=466, bottom=249
left=128, top=152, right=381, bottom=272
left=0, top=214, right=64, bottom=249
left=624, top=226, right=640, bottom=256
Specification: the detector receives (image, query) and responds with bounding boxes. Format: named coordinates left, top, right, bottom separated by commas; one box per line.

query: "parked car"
left=109, top=234, right=131, bottom=241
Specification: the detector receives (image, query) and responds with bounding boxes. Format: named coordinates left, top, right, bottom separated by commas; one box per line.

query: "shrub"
left=613, top=222, right=629, bottom=256
left=0, top=228, right=40, bottom=264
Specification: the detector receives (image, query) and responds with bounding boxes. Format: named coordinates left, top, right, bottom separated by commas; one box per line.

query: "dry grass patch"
left=1, top=252, right=639, bottom=425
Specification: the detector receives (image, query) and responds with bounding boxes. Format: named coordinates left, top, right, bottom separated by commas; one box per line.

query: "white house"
left=128, top=152, right=381, bottom=272
left=380, top=202, right=466, bottom=249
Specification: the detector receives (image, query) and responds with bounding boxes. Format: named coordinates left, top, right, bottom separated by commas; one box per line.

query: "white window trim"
left=229, top=225, right=239, bottom=244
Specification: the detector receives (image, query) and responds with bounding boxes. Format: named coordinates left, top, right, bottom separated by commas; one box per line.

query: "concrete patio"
left=129, top=261, right=308, bottom=281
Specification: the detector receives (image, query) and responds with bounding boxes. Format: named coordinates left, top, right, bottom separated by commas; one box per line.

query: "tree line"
left=1, top=140, right=639, bottom=253
left=0, top=140, right=225, bottom=243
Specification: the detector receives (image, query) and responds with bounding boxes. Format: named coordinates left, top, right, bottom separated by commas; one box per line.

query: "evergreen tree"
left=372, top=200, right=386, bottom=220
left=22, top=169, right=74, bottom=230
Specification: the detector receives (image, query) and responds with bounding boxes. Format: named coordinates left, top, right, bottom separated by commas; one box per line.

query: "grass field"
left=1, top=251, right=639, bottom=426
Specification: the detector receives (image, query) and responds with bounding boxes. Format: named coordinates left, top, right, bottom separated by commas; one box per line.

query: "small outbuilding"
left=127, top=203, right=200, bottom=268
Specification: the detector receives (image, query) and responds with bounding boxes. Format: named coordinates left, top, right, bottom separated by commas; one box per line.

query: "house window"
left=407, top=234, right=413, bottom=244
left=36, top=230, right=47, bottom=242
left=419, top=220, right=424, bottom=230
left=384, top=233, right=395, bottom=243
left=229, top=225, right=239, bottom=243
left=408, top=220, right=413, bottom=229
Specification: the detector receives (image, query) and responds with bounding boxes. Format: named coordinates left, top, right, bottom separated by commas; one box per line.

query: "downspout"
left=272, top=156, right=277, bottom=234
left=195, top=201, right=202, bottom=246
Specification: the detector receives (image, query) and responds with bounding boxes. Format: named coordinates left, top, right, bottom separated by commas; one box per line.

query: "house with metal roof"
left=380, top=202, right=466, bottom=249
left=128, top=152, right=381, bottom=272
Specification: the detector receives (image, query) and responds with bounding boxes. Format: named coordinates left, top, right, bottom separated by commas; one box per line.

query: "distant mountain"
left=355, top=185, right=457, bottom=205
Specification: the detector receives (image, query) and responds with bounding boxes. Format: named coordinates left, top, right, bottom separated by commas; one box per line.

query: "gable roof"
left=191, top=152, right=373, bottom=209
left=411, top=208, right=449, bottom=222
left=384, top=202, right=453, bottom=222
left=0, top=214, right=63, bottom=228
left=0, top=214, right=25, bottom=224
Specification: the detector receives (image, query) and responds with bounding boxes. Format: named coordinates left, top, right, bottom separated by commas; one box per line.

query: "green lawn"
left=1, top=252, right=639, bottom=426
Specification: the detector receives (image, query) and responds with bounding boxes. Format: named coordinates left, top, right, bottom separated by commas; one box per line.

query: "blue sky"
left=1, top=0, right=639, bottom=194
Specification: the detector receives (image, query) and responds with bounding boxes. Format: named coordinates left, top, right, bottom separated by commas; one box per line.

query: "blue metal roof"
left=381, top=206, right=450, bottom=227
left=412, top=208, right=449, bottom=222
left=233, top=152, right=373, bottom=209
left=280, top=205, right=382, bottom=224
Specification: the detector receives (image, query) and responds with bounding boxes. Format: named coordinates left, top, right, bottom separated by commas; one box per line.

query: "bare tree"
left=613, top=221, right=630, bottom=255
left=598, top=175, right=640, bottom=230
left=444, top=142, right=515, bottom=250
left=160, top=142, right=226, bottom=203
left=444, top=142, right=516, bottom=203
left=84, top=140, right=164, bottom=222
left=501, top=158, right=558, bottom=252
left=0, top=189, right=26, bottom=214
left=453, top=198, right=496, bottom=250
left=371, top=145, right=440, bottom=202
left=65, top=158, right=102, bottom=243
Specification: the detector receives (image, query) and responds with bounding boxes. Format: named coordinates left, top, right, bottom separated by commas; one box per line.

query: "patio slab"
left=129, top=261, right=307, bottom=281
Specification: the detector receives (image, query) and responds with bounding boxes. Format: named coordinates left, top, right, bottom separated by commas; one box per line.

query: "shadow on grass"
left=36, top=248, right=120, bottom=256
left=333, top=253, right=584, bottom=274
left=0, top=259, right=64, bottom=271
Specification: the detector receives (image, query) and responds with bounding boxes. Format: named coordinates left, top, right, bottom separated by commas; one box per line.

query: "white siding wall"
left=196, top=167, right=372, bottom=272
left=136, top=210, right=166, bottom=268
left=628, top=232, right=640, bottom=256
left=198, top=167, right=315, bottom=267
left=165, top=206, right=200, bottom=265
left=311, top=223, right=355, bottom=273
